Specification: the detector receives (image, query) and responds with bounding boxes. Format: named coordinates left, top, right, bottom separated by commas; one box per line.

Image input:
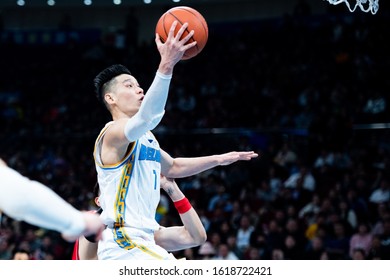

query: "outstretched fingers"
left=181, top=30, right=197, bottom=51
left=239, top=151, right=259, bottom=160
left=219, top=151, right=259, bottom=166
left=167, top=20, right=179, bottom=40
left=167, top=21, right=197, bottom=49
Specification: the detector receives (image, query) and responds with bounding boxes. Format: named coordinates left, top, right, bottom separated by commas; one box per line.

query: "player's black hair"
left=12, top=247, right=31, bottom=258
left=93, top=64, right=131, bottom=104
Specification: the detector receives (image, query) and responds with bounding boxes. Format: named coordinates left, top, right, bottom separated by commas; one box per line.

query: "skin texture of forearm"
left=158, top=176, right=207, bottom=250
left=162, top=151, right=258, bottom=178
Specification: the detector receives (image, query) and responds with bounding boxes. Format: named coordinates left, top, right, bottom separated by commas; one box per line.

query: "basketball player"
left=72, top=176, right=206, bottom=260
left=72, top=182, right=103, bottom=260
left=93, top=21, right=258, bottom=260
left=0, top=158, right=104, bottom=243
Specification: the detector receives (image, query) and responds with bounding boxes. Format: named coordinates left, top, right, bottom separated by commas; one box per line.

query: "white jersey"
left=93, top=123, right=176, bottom=260
left=93, top=122, right=161, bottom=232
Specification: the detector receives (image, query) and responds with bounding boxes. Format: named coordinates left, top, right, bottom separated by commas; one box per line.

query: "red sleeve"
left=71, top=239, right=80, bottom=260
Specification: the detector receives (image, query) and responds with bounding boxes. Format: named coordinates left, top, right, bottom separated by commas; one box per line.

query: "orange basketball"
left=155, top=6, right=208, bottom=60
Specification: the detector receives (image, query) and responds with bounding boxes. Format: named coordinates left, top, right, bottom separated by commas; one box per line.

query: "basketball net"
left=325, top=0, right=379, bottom=14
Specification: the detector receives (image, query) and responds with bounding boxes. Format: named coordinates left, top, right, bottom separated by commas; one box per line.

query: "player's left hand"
left=218, top=151, right=259, bottom=166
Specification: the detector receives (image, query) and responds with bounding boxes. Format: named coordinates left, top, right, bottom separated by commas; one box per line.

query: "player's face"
left=113, top=74, right=144, bottom=116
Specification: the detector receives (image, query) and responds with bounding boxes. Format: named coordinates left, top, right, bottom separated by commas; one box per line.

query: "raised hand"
left=155, top=21, right=197, bottom=73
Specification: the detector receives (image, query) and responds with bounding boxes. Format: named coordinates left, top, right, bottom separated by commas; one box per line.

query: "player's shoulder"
left=103, top=121, right=115, bottom=129
left=106, top=118, right=132, bottom=130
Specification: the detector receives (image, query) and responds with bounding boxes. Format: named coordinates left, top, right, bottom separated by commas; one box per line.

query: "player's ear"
left=95, top=196, right=100, bottom=206
left=104, top=92, right=115, bottom=104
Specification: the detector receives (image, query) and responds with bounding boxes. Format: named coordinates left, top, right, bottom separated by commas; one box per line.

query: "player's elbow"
left=194, top=229, right=207, bottom=246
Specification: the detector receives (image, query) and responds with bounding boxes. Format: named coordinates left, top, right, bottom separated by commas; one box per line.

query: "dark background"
left=0, top=0, right=390, bottom=260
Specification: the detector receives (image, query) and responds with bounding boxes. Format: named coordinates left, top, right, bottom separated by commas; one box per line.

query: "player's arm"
left=160, top=149, right=258, bottom=179
left=154, top=176, right=206, bottom=251
left=0, top=161, right=104, bottom=242
left=77, top=236, right=99, bottom=260
left=102, top=22, right=196, bottom=157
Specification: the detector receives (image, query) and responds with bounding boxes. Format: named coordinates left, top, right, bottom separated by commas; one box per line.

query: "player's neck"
left=111, top=109, right=136, bottom=121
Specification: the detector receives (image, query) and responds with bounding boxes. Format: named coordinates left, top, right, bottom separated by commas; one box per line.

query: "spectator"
left=244, top=246, right=262, bottom=260
left=305, top=236, right=325, bottom=260
left=208, top=184, right=231, bottom=212
left=284, top=218, right=307, bottom=251
left=273, top=142, right=298, bottom=172
left=366, top=234, right=383, bottom=259
left=283, top=235, right=301, bottom=259
left=325, top=222, right=350, bottom=259
left=369, top=178, right=390, bottom=204
left=226, top=234, right=242, bottom=259
left=236, top=215, right=255, bottom=254
left=267, top=166, right=283, bottom=194
left=12, top=248, right=31, bottom=260
left=351, top=248, right=366, bottom=260
left=284, top=165, right=316, bottom=192
left=313, top=149, right=334, bottom=169
left=271, top=248, right=284, bottom=260
left=0, top=238, right=12, bottom=260
left=213, top=243, right=239, bottom=260
left=362, top=91, right=387, bottom=122
left=349, top=222, right=373, bottom=258
left=1, top=7, right=389, bottom=261
left=264, top=219, right=284, bottom=255
left=197, top=241, right=216, bottom=260
left=338, top=199, right=358, bottom=230
left=298, top=193, right=321, bottom=220
left=378, top=219, right=390, bottom=259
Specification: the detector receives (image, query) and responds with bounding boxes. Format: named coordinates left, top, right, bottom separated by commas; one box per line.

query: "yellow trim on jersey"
left=111, top=149, right=164, bottom=260
left=113, top=227, right=164, bottom=260
left=93, top=123, right=136, bottom=169
left=113, top=151, right=136, bottom=226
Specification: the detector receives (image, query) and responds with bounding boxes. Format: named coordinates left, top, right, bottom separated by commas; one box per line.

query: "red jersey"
left=71, top=239, right=80, bottom=260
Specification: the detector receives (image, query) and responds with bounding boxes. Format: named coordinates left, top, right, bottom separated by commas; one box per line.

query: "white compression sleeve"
left=0, top=165, right=86, bottom=236
left=124, top=71, right=172, bottom=142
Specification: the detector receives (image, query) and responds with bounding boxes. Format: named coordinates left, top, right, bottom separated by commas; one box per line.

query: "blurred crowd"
left=1, top=1, right=390, bottom=260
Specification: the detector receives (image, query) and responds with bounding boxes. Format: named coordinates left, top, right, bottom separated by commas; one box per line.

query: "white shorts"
left=98, top=227, right=176, bottom=260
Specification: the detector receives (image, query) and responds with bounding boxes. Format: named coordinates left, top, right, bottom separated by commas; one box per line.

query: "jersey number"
left=153, top=169, right=157, bottom=190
